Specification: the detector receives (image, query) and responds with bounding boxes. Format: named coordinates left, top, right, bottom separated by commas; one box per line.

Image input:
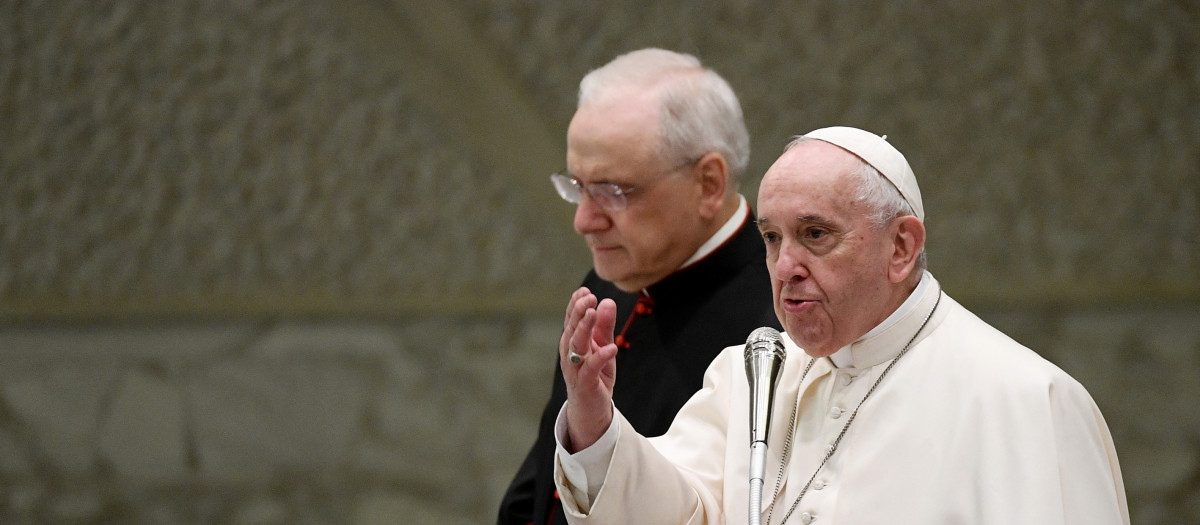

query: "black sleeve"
left=496, top=441, right=537, bottom=525
left=497, top=358, right=567, bottom=525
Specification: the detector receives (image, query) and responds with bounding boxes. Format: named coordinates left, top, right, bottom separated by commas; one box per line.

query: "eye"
left=606, top=183, right=631, bottom=197
left=804, top=227, right=829, bottom=240
left=761, top=231, right=780, bottom=244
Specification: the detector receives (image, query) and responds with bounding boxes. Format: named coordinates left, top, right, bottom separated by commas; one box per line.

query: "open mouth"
left=782, top=298, right=816, bottom=312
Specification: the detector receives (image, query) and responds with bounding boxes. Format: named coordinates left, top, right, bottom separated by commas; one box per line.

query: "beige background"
left=1, top=1, right=1197, bottom=523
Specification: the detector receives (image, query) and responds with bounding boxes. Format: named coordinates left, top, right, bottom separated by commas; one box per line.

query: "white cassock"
left=553, top=272, right=1129, bottom=525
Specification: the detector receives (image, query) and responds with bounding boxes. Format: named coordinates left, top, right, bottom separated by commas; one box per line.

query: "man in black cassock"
left=497, top=47, right=779, bottom=525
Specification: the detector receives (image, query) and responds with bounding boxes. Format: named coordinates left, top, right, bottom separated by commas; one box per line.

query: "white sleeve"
left=553, top=402, right=620, bottom=511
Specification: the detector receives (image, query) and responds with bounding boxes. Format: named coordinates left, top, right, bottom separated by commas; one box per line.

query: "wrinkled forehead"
left=761, top=140, right=860, bottom=190
left=757, top=142, right=868, bottom=218
left=566, top=106, right=663, bottom=181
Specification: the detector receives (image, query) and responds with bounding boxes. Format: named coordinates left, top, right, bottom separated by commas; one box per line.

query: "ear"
left=694, top=152, right=730, bottom=221
left=887, top=216, right=925, bottom=283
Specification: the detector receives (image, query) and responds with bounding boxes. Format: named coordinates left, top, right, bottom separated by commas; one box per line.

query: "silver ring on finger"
left=568, top=348, right=583, bottom=365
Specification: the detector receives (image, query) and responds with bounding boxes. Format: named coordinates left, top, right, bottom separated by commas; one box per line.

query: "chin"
left=785, top=327, right=833, bottom=356
left=802, top=346, right=839, bottom=358
left=592, top=264, right=620, bottom=282
left=594, top=270, right=636, bottom=292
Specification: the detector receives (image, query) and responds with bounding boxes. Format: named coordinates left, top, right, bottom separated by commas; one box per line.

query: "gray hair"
left=786, top=136, right=928, bottom=270
left=578, top=48, right=750, bottom=192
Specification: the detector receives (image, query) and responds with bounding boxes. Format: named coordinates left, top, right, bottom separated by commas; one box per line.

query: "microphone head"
left=744, top=326, right=785, bottom=362
left=744, top=327, right=786, bottom=446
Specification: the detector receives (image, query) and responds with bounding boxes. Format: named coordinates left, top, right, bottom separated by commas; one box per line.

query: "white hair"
left=577, top=48, right=750, bottom=192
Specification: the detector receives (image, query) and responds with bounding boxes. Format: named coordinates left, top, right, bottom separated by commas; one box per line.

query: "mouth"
left=587, top=239, right=621, bottom=252
left=781, top=297, right=818, bottom=313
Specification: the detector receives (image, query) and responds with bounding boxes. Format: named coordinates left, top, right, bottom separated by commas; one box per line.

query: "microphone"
left=744, top=327, right=786, bottom=525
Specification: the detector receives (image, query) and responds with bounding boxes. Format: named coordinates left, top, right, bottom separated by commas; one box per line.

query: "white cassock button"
left=839, top=375, right=853, bottom=386
left=812, top=480, right=826, bottom=490
left=800, top=511, right=814, bottom=524
left=829, top=407, right=844, bottom=419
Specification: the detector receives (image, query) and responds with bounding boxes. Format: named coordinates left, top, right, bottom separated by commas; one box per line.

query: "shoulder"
left=696, top=343, right=750, bottom=390
left=920, top=295, right=1087, bottom=394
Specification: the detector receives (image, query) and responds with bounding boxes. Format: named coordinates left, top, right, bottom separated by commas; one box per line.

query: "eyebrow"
left=757, top=214, right=832, bottom=227
left=565, top=170, right=633, bottom=188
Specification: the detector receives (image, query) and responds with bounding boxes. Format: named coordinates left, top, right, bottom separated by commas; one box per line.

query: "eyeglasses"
left=550, top=158, right=698, bottom=211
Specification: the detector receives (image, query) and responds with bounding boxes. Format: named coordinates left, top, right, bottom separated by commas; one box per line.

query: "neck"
left=679, top=195, right=748, bottom=270
left=841, top=271, right=938, bottom=369
left=713, top=193, right=740, bottom=226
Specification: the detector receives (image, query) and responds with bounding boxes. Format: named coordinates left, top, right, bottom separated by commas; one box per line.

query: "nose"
left=573, top=193, right=612, bottom=235
left=771, top=242, right=810, bottom=283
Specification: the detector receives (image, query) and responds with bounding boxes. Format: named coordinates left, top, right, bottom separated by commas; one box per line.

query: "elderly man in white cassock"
left=551, top=126, right=1130, bottom=525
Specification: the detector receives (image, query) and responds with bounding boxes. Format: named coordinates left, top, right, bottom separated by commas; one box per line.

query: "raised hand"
left=558, top=287, right=619, bottom=452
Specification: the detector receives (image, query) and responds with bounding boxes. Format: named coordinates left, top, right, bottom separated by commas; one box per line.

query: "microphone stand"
left=745, top=328, right=786, bottom=525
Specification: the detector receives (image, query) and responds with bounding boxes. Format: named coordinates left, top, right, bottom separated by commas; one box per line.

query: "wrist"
left=565, top=402, right=612, bottom=453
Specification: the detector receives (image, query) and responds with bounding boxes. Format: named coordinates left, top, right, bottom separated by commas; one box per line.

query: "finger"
left=572, top=294, right=598, bottom=335
left=591, top=298, right=618, bottom=348
left=560, top=288, right=596, bottom=360
left=562, top=287, right=584, bottom=327
left=563, top=287, right=595, bottom=330
left=570, top=308, right=597, bottom=361
left=589, top=341, right=620, bottom=373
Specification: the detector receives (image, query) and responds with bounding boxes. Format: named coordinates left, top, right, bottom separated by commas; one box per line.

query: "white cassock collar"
left=828, top=271, right=933, bottom=368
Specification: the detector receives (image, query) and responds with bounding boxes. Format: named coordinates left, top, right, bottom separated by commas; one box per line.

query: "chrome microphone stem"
left=749, top=440, right=768, bottom=525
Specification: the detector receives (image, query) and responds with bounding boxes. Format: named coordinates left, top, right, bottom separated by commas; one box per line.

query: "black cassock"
left=498, top=216, right=780, bottom=525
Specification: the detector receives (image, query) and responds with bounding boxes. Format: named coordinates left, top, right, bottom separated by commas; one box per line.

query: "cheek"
left=636, top=209, right=689, bottom=246
left=770, top=280, right=784, bottom=303
left=619, top=219, right=657, bottom=251
left=613, top=218, right=670, bottom=266
left=606, top=214, right=642, bottom=251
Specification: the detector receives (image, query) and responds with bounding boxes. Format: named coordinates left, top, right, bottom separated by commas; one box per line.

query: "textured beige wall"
left=1, top=0, right=1197, bottom=523
left=0, top=0, right=583, bottom=320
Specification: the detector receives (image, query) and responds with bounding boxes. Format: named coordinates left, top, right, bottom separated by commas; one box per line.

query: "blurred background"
left=1, top=1, right=1197, bottom=523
